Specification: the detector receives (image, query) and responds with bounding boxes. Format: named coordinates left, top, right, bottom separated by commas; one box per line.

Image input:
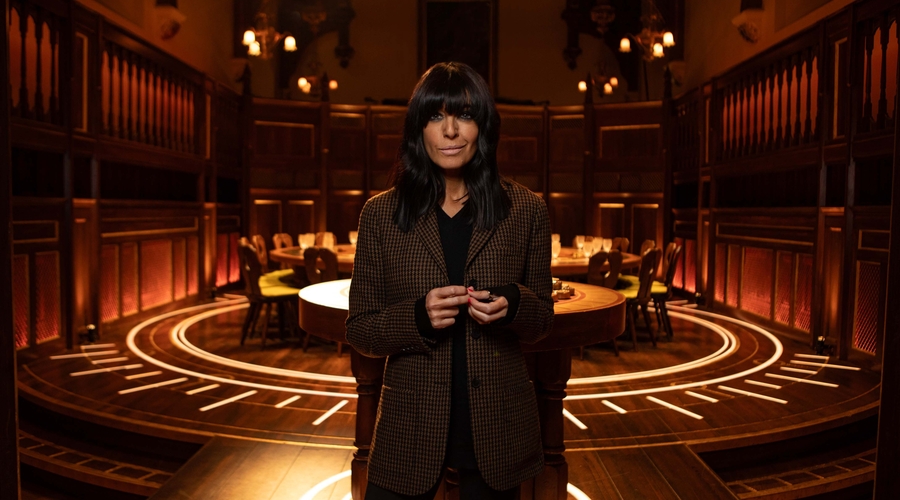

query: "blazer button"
left=471, top=377, right=481, bottom=389
left=471, top=329, right=481, bottom=340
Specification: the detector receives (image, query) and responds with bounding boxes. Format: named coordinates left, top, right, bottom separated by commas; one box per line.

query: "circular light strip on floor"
left=125, top=299, right=358, bottom=399
left=565, top=305, right=784, bottom=400
left=568, top=309, right=738, bottom=385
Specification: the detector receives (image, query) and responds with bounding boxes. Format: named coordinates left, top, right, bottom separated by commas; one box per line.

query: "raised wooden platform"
left=16, top=298, right=881, bottom=499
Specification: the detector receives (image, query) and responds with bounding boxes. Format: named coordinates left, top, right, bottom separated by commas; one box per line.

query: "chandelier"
left=617, top=0, right=674, bottom=61
left=578, top=67, right=619, bottom=98
left=241, top=0, right=296, bottom=59
left=295, top=2, right=338, bottom=97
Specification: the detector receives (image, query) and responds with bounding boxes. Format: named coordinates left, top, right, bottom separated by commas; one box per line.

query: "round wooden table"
left=298, top=279, right=626, bottom=500
left=551, top=247, right=642, bottom=277
left=269, top=244, right=356, bottom=276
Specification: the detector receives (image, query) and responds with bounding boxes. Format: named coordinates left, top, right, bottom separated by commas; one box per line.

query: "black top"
left=413, top=203, right=522, bottom=469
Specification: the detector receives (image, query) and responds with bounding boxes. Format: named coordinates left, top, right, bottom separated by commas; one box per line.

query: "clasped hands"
left=425, top=285, right=508, bottom=329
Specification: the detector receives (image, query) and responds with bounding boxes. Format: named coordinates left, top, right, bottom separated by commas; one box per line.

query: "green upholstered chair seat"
left=259, top=269, right=295, bottom=288
left=260, top=284, right=301, bottom=298
left=650, top=281, right=668, bottom=296
left=618, top=274, right=640, bottom=287
left=619, top=281, right=668, bottom=300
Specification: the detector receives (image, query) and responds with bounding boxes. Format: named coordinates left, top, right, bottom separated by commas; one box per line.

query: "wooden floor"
left=16, top=298, right=881, bottom=499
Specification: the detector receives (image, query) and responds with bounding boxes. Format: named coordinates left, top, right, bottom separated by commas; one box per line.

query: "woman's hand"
left=466, top=287, right=509, bottom=325
left=425, top=286, right=469, bottom=329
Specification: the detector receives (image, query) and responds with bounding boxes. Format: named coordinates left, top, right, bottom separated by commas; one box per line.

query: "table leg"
left=529, top=349, right=571, bottom=500
left=350, top=349, right=385, bottom=500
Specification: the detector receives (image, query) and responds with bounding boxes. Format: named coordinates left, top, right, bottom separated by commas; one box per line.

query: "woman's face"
left=422, top=109, right=479, bottom=173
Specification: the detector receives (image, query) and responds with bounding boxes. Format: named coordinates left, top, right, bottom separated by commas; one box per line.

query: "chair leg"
left=610, top=337, right=619, bottom=356
left=659, top=300, right=673, bottom=339
left=641, top=304, right=657, bottom=347
left=628, top=304, right=638, bottom=351
left=248, top=302, right=263, bottom=339
left=277, top=302, right=286, bottom=340
left=241, top=302, right=258, bottom=346
left=337, top=341, right=343, bottom=357
left=261, top=303, right=273, bottom=348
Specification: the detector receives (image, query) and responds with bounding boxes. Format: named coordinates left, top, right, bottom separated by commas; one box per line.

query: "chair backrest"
left=661, top=243, right=683, bottom=287
left=618, top=237, right=630, bottom=253
left=272, top=233, right=294, bottom=250
left=586, top=250, right=609, bottom=286
left=238, top=241, right=264, bottom=298
left=304, top=246, right=339, bottom=284
left=603, top=250, right=624, bottom=288
left=315, top=231, right=336, bottom=249
left=251, top=235, right=268, bottom=266
left=639, top=239, right=656, bottom=256
left=636, top=248, right=662, bottom=300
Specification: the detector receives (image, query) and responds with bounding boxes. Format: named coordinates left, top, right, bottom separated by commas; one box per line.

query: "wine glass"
left=574, top=235, right=585, bottom=257
left=583, top=236, right=594, bottom=257
left=592, top=237, right=603, bottom=255
left=602, top=238, right=612, bottom=252
left=299, top=233, right=315, bottom=250
left=551, top=233, right=561, bottom=243
left=348, top=230, right=358, bottom=247
left=551, top=241, right=561, bottom=259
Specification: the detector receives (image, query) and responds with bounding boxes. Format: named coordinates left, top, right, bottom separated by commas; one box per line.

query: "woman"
left=346, top=62, right=554, bottom=499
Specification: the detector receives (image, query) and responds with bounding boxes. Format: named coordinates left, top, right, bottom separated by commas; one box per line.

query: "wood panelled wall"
left=667, top=0, right=898, bottom=360
left=248, top=100, right=663, bottom=252
left=8, top=0, right=248, bottom=349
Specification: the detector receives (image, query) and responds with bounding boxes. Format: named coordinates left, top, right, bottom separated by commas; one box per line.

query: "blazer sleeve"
left=492, top=196, right=554, bottom=344
left=345, top=200, right=433, bottom=358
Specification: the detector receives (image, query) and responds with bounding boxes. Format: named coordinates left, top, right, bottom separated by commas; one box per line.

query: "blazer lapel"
left=466, top=223, right=497, bottom=270
left=414, top=208, right=448, bottom=278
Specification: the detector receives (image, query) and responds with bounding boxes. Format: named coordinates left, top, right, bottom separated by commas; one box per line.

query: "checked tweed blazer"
left=346, top=179, right=554, bottom=495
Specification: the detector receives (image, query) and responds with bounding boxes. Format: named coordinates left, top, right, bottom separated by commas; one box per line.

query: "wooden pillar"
left=349, top=350, right=384, bottom=500
left=1, top=0, right=22, bottom=495
left=872, top=21, right=900, bottom=498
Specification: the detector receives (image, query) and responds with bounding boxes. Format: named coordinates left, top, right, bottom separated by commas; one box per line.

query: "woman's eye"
left=459, top=113, right=473, bottom=120
left=429, top=113, right=443, bottom=121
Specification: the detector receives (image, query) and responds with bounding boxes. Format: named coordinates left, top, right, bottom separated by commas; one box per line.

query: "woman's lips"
left=439, top=145, right=465, bottom=155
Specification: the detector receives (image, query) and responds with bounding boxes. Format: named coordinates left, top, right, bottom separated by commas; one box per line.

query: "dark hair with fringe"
left=390, top=62, right=510, bottom=232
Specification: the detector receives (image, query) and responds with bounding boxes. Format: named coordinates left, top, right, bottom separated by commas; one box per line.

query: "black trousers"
left=364, top=469, right=518, bottom=500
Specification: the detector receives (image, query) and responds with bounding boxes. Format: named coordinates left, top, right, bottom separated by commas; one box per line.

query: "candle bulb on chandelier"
left=652, top=42, right=664, bottom=58
left=603, top=83, right=613, bottom=95
left=248, top=41, right=261, bottom=56
left=577, top=81, right=587, bottom=92
left=619, top=37, right=631, bottom=53
left=663, top=31, right=675, bottom=47
left=328, top=80, right=338, bottom=90
left=609, top=77, right=618, bottom=88
left=242, top=30, right=255, bottom=46
left=283, top=36, right=297, bottom=52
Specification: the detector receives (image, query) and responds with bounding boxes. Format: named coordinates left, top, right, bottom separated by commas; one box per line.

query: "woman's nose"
left=442, top=117, right=458, bottom=138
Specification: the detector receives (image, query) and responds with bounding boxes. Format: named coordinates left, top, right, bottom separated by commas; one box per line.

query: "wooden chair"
left=272, top=233, right=294, bottom=250
left=617, top=237, right=630, bottom=253
left=620, top=248, right=661, bottom=351
left=639, top=239, right=656, bottom=256
left=238, top=242, right=301, bottom=348
left=602, top=250, right=624, bottom=289
left=315, top=231, right=336, bottom=249
left=618, top=240, right=659, bottom=289
left=586, top=250, right=609, bottom=286
left=580, top=250, right=616, bottom=358
left=651, top=243, right=683, bottom=339
left=302, top=246, right=344, bottom=355
left=251, top=234, right=270, bottom=269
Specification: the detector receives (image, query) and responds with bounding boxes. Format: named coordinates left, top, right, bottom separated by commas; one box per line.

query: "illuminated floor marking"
left=51, top=350, right=119, bottom=359
left=118, top=377, right=189, bottom=395
left=766, top=373, right=839, bottom=387
left=199, top=390, right=257, bottom=412
left=70, top=364, right=143, bottom=376
left=718, top=385, right=787, bottom=404
left=340, top=494, right=351, bottom=500
left=781, top=366, right=817, bottom=375
left=276, top=395, right=301, bottom=408
left=647, top=396, right=703, bottom=419
left=92, top=357, right=129, bottom=364
left=563, top=408, right=588, bottom=429
left=602, top=400, right=627, bottom=414
left=298, top=469, right=353, bottom=500
left=171, top=303, right=356, bottom=384
left=795, top=353, right=829, bottom=360
left=745, top=379, right=781, bottom=389
left=790, top=360, right=860, bottom=371
left=297, top=469, right=593, bottom=500
left=81, top=343, right=117, bottom=350
left=313, top=400, right=349, bottom=425
left=566, top=305, right=784, bottom=400
left=186, top=384, right=220, bottom=395
left=569, top=308, right=737, bottom=385
left=685, top=391, right=718, bottom=403
left=124, top=371, right=162, bottom=380
left=124, top=300, right=358, bottom=399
